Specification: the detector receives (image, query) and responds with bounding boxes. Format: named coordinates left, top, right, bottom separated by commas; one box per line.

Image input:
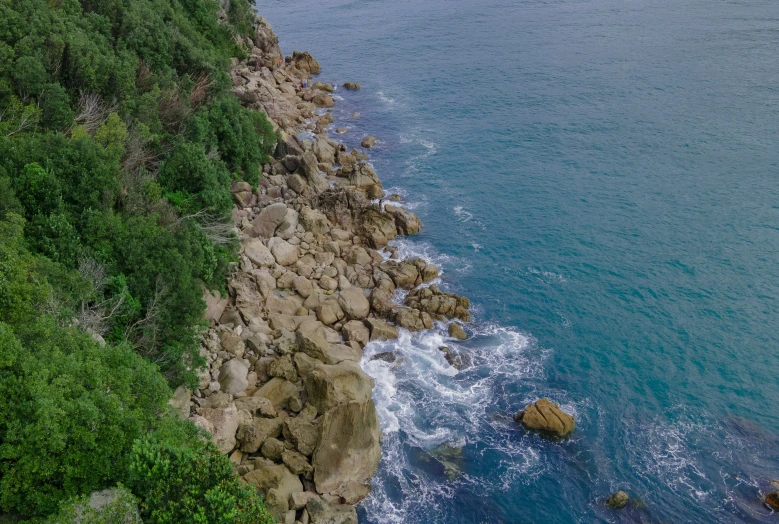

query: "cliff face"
left=176, top=14, right=473, bottom=524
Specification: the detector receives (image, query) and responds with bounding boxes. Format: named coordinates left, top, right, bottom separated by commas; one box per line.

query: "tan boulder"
left=244, top=238, right=276, bottom=266
left=361, top=136, right=377, bottom=148
left=514, top=398, right=575, bottom=437
left=448, top=323, right=468, bottom=340
left=365, top=318, right=399, bottom=340
left=253, top=203, right=289, bottom=238
left=197, top=405, right=239, bottom=453
left=342, top=320, right=370, bottom=347
left=384, top=204, right=422, bottom=235
left=337, top=288, right=370, bottom=320
left=304, top=361, right=374, bottom=414
left=254, top=377, right=301, bottom=411
left=316, top=298, right=345, bottom=325
left=312, top=401, right=381, bottom=503
left=268, top=237, right=300, bottom=266
left=296, top=330, right=359, bottom=365
left=236, top=416, right=284, bottom=453
left=218, top=359, right=249, bottom=395
left=242, top=463, right=303, bottom=515
left=306, top=496, right=358, bottom=524
left=283, top=404, right=320, bottom=456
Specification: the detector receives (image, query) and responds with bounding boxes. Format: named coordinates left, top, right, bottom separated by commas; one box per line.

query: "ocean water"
left=257, top=1, right=779, bottom=522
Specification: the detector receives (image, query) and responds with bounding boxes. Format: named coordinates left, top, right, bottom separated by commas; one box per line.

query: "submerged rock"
left=606, top=490, right=630, bottom=509
left=514, top=398, right=575, bottom=437
left=764, top=479, right=779, bottom=510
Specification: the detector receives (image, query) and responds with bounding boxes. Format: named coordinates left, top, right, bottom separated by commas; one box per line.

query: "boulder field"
left=169, top=13, right=475, bottom=524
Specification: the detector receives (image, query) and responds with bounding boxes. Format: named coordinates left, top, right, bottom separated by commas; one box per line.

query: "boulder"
left=337, top=288, right=370, bottom=320
left=242, top=463, right=303, bottom=514
left=379, top=261, right=419, bottom=290
left=316, top=298, right=345, bottom=326
left=448, top=323, right=468, bottom=340
left=292, top=50, right=321, bottom=74
left=168, top=385, right=191, bottom=419
left=236, top=416, right=284, bottom=453
left=300, top=206, right=331, bottom=234
left=392, top=307, right=429, bottom=331
left=282, top=449, right=314, bottom=476
left=313, top=95, right=334, bottom=108
left=365, top=318, right=399, bottom=340
left=268, top=355, right=299, bottom=383
left=244, top=238, right=276, bottom=266
left=306, top=496, right=358, bottom=524
left=254, top=377, right=301, bottom=411
left=343, top=82, right=361, bottom=90
left=514, top=398, right=575, bottom=437
left=283, top=405, right=320, bottom=456
left=361, top=136, right=376, bottom=148
left=234, top=396, right=276, bottom=418
left=297, top=330, right=359, bottom=365
left=358, top=208, right=396, bottom=249
left=197, top=405, right=239, bottom=453
left=261, top=438, right=285, bottom=462
left=369, top=288, right=395, bottom=318
left=304, top=361, right=374, bottom=414
left=298, top=150, right=327, bottom=191
left=384, top=204, right=421, bottom=235
left=342, top=320, right=370, bottom=347
left=253, top=203, right=289, bottom=238
left=606, top=490, right=629, bottom=509
left=313, top=138, right=336, bottom=165
left=312, top=400, right=381, bottom=502
left=370, top=351, right=396, bottom=363
left=218, top=359, right=249, bottom=395
left=268, top=237, right=300, bottom=266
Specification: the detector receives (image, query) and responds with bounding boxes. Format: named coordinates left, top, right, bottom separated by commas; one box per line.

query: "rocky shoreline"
left=167, top=14, right=474, bottom=524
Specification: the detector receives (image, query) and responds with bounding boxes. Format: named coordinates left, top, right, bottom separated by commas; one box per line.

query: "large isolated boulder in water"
left=312, top=400, right=381, bottom=503
left=514, top=398, right=575, bottom=437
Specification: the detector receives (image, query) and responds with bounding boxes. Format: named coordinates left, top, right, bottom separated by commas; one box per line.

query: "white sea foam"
left=453, top=205, right=473, bottom=222
left=377, top=91, right=396, bottom=105
left=359, top=279, right=553, bottom=522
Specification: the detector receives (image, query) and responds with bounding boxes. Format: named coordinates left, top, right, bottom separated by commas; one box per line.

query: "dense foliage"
left=0, top=0, right=276, bottom=520
left=127, top=420, right=274, bottom=524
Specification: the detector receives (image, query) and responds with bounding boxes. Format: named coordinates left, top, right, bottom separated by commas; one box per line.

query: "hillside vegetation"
left=0, top=0, right=276, bottom=521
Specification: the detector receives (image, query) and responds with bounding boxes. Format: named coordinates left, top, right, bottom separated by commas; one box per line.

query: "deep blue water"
left=258, top=1, right=779, bottom=522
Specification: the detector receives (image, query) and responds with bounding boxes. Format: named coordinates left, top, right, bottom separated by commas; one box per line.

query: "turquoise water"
left=259, top=0, right=779, bottom=522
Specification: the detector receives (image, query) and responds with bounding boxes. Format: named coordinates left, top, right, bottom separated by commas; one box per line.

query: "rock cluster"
left=174, top=15, right=477, bottom=523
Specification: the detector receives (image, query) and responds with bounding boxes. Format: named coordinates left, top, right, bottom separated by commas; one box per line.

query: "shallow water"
left=258, top=0, right=779, bottom=521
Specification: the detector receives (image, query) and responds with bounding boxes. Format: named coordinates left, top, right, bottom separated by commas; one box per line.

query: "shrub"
left=127, top=418, right=274, bottom=524
left=0, top=319, right=170, bottom=517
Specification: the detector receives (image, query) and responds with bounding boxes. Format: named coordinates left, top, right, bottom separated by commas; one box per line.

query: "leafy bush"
left=128, top=418, right=274, bottom=524
left=0, top=316, right=170, bottom=516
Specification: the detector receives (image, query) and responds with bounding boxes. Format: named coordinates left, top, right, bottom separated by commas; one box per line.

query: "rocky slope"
left=170, top=14, right=472, bottom=524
